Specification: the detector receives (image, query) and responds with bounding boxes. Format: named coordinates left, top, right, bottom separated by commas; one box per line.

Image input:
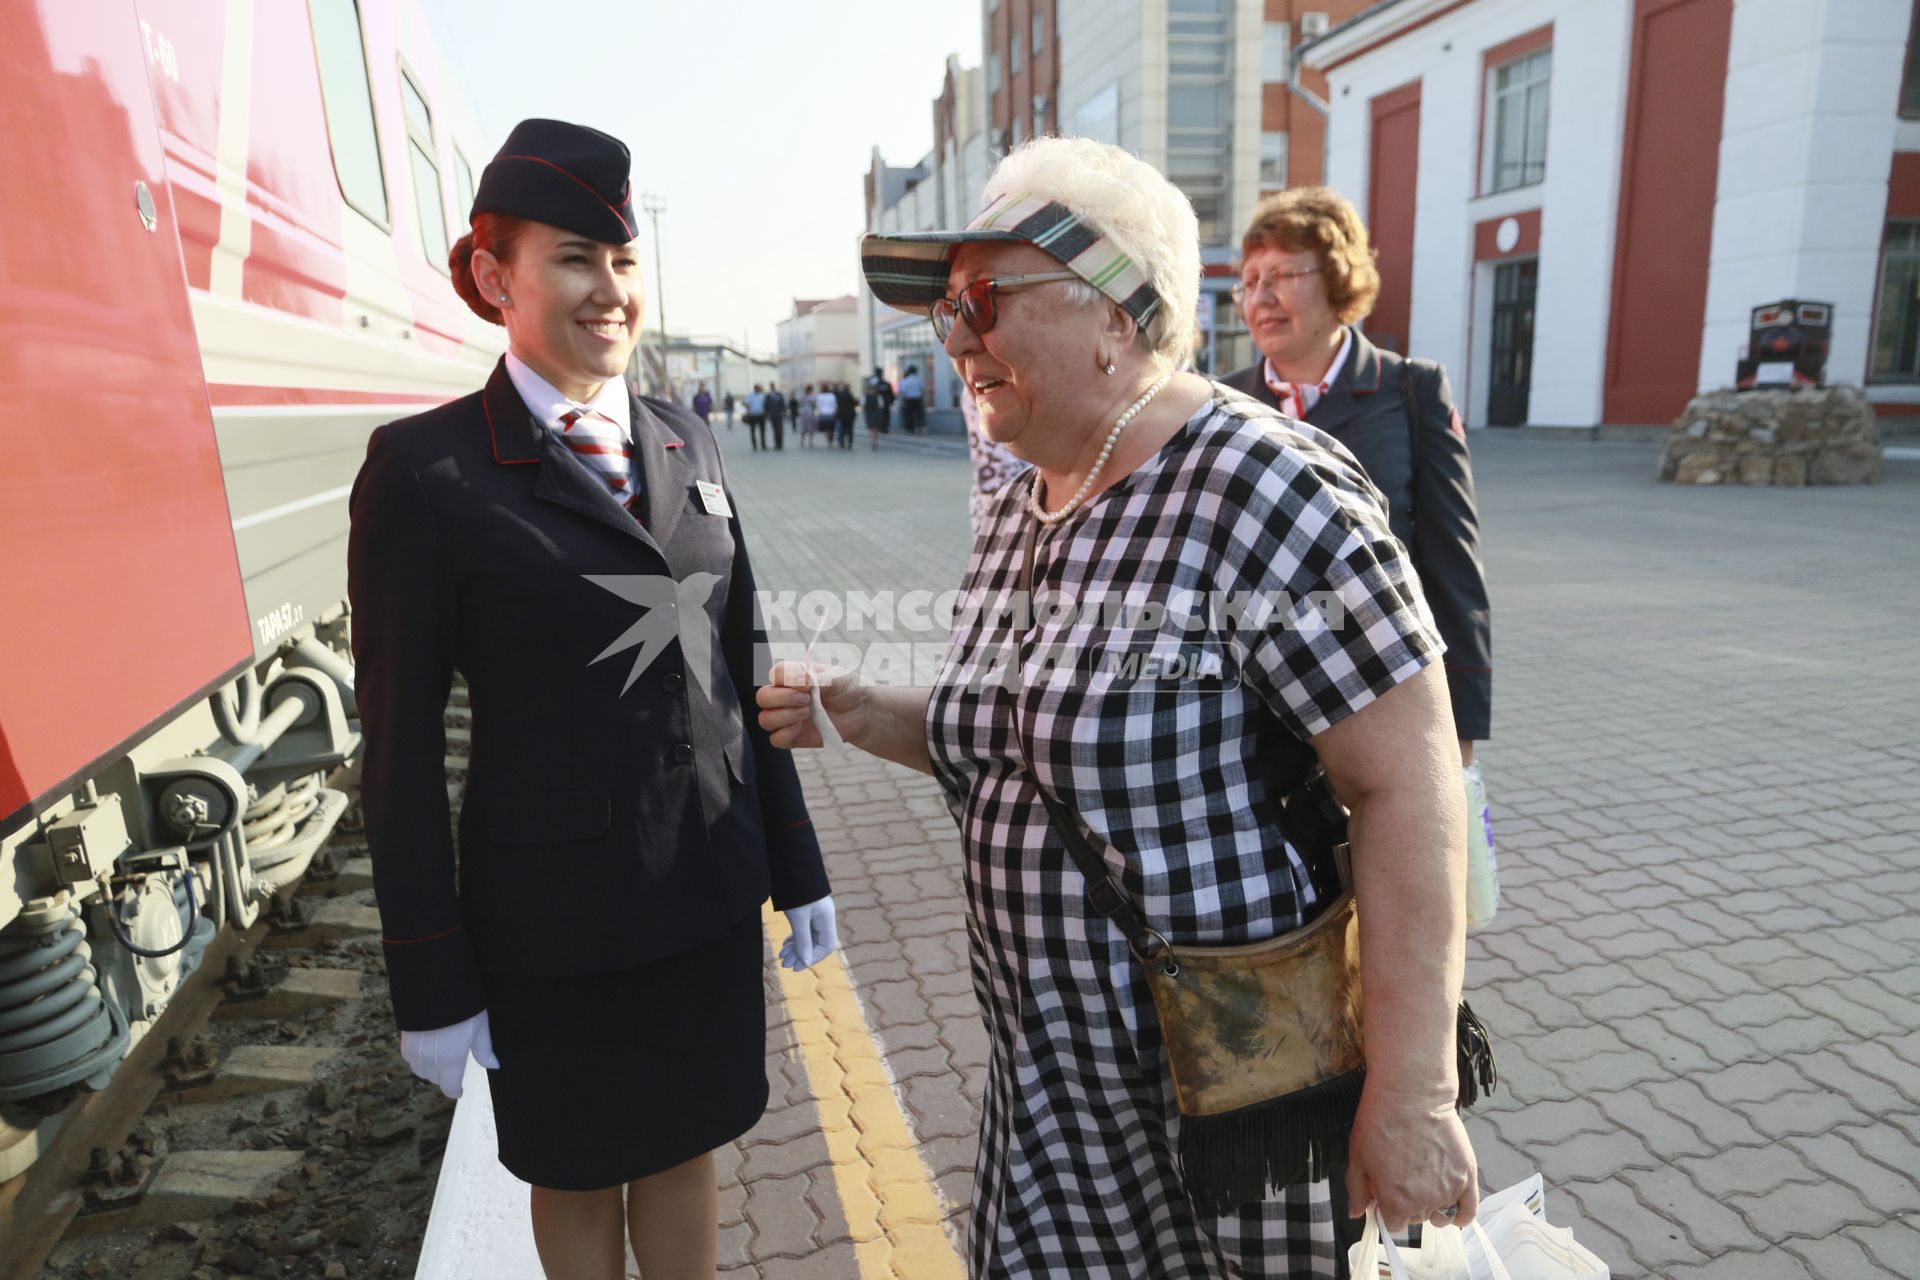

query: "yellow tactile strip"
left=763, top=901, right=966, bottom=1279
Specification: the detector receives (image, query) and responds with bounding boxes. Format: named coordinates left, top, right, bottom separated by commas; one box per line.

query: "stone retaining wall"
left=1658, top=385, right=1880, bottom=485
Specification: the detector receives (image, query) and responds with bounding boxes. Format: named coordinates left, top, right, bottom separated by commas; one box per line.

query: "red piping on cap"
left=495, top=153, right=636, bottom=239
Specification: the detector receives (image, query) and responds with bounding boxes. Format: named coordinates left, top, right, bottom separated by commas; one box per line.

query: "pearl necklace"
left=1026, top=373, right=1172, bottom=527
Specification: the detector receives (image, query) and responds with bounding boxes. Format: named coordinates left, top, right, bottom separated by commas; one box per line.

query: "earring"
left=1103, top=361, right=1116, bottom=376
left=498, top=295, right=509, bottom=304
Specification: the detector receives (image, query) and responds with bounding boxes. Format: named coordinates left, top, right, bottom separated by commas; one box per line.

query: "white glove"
left=780, top=895, right=839, bottom=971
left=399, top=1009, right=500, bottom=1099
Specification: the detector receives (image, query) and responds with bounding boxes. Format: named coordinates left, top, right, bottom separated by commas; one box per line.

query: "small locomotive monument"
left=1659, top=299, right=1881, bottom=486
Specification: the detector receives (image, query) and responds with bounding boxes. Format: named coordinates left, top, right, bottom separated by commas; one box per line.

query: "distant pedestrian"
left=797, top=383, right=818, bottom=447
left=723, top=390, right=735, bottom=429
left=767, top=387, right=787, bottom=450
left=833, top=382, right=857, bottom=449
left=818, top=385, right=841, bottom=449
left=692, top=383, right=713, bottom=424
left=745, top=384, right=767, bottom=451
left=868, top=366, right=895, bottom=434
left=898, top=365, right=925, bottom=433
left=862, top=377, right=889, bottom=450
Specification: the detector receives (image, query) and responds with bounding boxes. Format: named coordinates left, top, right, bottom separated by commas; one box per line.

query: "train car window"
left=306, top=0, right=390, bottom=228
left=453, top=148, right=476, bottom=223
left=399, top=64, right=450, bottom=272
left=400, top=74, right=431, bottom=137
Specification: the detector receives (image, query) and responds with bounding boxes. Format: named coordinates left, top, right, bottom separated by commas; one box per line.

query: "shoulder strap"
left=1400, top=358, right=1423, bottom=541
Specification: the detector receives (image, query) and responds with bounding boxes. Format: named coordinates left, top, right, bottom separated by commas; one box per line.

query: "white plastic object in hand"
left=1463, top=763, right=1500, bottom=930
left=781, top=895, right=839, bottom=971
left=1351, top=1205, right=1515, bottom=1280
left=399, top=1010, right=500, bottom=1100
left=802, top=618, right=846, bottom=757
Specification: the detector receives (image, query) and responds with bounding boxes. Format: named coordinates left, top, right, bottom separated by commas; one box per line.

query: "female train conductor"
left=347, top=119, right=836, bottom=1278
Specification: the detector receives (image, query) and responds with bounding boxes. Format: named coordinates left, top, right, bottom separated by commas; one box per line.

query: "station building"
left=1300, top=0, right=1918, bottom=428
left=777, top=296, right=863, bottom=394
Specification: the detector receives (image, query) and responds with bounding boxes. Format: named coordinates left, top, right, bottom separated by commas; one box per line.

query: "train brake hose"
left=105, top=864, right=200, bottom=960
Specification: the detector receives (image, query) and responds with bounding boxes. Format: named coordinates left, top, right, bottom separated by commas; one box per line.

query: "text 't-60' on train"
left=1, top=0, right=501, bottom=1182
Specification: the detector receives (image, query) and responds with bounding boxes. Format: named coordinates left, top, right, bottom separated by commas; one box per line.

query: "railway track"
left=1, top=687, right=472, bottom=1280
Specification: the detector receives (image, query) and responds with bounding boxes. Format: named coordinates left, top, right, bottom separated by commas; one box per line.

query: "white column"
left=1700, top=0, right=1910, bottom=392
left=1524, top=0, right=1634, bottom=427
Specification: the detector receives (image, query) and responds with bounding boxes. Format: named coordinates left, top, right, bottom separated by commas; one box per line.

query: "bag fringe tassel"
left=1456, top=1000, right=1498, bottom=1109
left=1176, top=1004, right=1498, bottom=1217
left=1176, top=1067, right=1368, bottom=1217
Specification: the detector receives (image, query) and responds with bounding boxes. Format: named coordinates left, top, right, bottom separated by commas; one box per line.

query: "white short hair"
left=982, top=136, right=1200, bottom=366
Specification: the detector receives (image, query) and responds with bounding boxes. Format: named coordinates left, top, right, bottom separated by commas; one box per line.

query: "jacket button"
left=662, top=672, right=685, bottom=692
left=671, top=742, right=694, bottom=764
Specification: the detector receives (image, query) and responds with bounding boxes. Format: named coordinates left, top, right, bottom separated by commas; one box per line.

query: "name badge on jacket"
left=695, top=481, right=733, bottom=518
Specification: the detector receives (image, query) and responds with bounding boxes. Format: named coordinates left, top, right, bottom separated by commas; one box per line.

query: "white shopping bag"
left=1347, top=1178, right=1609, bottom=1280
left=1472, top=1174, right=1609, bottom=1280
left=1348, top=1206, right=1513, bottom=1280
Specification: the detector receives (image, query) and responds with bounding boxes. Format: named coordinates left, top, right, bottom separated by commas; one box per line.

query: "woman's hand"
left=756, top=661, right=866, bottom=750
left=1345, top=1081, right=1479, bottom=1232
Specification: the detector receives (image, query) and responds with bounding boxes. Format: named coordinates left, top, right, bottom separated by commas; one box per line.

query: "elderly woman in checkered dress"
left=758, top=137, right=1478, bottom=1278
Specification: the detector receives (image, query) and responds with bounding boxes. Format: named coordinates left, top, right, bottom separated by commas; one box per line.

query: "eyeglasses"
left=1230, top=265, right=1324, bottom=305
left=930, top=271, right=1080, bottom=341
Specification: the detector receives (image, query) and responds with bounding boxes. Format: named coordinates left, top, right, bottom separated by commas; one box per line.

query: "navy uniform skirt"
left=481, top=909, right=768, bottom=1190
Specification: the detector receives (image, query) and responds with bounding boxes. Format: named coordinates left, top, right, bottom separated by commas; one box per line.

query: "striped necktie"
left=558, top=408, right=639, bottom=513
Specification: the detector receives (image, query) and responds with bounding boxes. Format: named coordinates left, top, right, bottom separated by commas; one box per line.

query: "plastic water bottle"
left=1462, top=763, right=1499, bottom=930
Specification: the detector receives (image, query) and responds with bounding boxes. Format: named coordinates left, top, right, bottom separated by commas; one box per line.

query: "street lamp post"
left=640, top=192, right=668, bottom=394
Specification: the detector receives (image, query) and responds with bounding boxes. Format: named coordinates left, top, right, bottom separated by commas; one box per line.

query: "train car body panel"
left=143, top=0, right=499, bottom=658
left=0, top=0, right=253, bottom=827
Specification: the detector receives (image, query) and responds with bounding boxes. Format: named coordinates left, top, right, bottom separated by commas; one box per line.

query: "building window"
left=1260, top=132, right=1287, bottom=187
left=1034, top=9, right=1046, bottom=51
left=1486, top=46, right=1550, bottom=192
left=1012, top=117, right=1025, bottom=147
left=1873, top=222, right=1920, bottom=380
left=399, top=67, right=449, bottom=272
left=1072, top=81, right=1122, bottom=146
left=1904, top=1, right=1920, bottom=117
left=1262, top=21, right=1290, bottom=81
left=988, top=51, right=1001, bottom=93
left=1034, top=94, right=1050, bottom=134
left=1169, top=0, right=1233, bottom=245
left=306, top=0, right=388, bottom=226
left=1012, top=31, right=1022, bottom=75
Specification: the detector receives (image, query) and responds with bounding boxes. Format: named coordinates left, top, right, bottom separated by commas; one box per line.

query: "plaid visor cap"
left=859, top=192, right=1163, bottom=334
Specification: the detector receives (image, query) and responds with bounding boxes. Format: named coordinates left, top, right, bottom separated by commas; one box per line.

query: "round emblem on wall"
left=1495, top=217, right=1521, bottom=254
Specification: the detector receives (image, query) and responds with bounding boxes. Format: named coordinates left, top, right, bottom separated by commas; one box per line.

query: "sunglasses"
left=930, top=271, right=1080, bottom=341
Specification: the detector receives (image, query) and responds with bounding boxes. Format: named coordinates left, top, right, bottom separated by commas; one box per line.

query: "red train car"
left=0, top=0, right=499, bottom=1173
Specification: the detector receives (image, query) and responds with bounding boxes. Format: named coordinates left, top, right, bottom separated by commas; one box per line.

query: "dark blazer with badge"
left=1222, top=326, right=1492, bottom=739
left=348, top=360, right=829, bottom=1031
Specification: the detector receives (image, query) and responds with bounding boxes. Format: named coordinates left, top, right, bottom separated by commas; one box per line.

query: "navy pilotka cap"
left=471, top=118, right=637, bottom=244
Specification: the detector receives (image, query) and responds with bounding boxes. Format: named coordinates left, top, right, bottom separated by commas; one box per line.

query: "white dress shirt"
left=1262, top=327, right=1352, bottom=421
left=504, top=350, right=633, bottom=443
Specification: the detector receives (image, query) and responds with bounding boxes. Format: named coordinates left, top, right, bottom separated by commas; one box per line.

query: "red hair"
left=449, top=212, right=533, bottom=325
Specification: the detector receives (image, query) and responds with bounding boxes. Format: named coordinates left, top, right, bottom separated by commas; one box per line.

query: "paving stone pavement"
left=713, top=432, right=1920, bottom=1278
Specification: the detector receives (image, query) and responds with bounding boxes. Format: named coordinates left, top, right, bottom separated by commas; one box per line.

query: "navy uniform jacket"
left=347, top=360, right=829, bottom=1030
left=1222, top=326, right=1492, bottom=739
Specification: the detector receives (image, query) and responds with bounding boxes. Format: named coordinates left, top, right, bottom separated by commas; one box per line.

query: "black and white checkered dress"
left=927, top=387, right=1443, bottom=1278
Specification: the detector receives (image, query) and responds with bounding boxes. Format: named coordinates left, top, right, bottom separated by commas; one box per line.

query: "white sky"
left=421, top=0, right=981, bottom=357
